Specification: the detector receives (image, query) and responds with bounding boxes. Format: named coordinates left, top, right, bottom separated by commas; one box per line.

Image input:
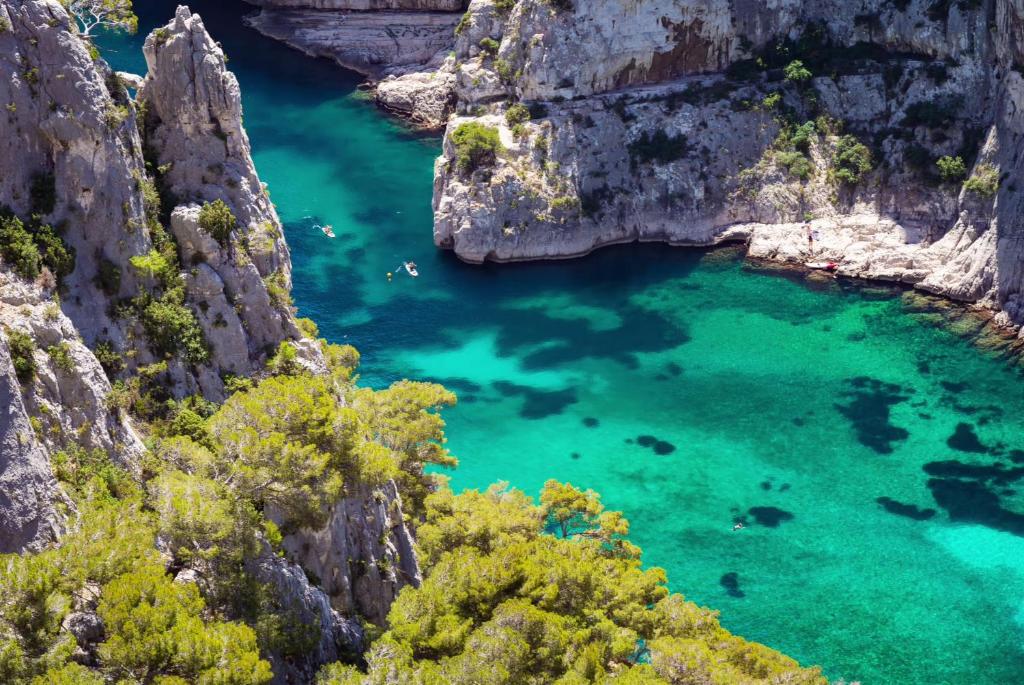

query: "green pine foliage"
left=2, top=336, right=821, bottom=684
left=451, top=122, right=503, bottom=174
left=198, top=199, right=237, bottom=245
left=833, top=135, right=873, bottom=185
left=320, top=483, right=827, bottom=684
left=5, top=328, right=37, bottom=384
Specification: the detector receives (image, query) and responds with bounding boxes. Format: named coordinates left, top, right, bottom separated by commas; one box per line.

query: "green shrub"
left=550, top=196, right=580, bottom=214
left=0, top=213, right=42, bottom=280
left=296, top=317, right=319, bottom=339
left=93, top=340, right=125, bottom=376
left=32, top=222, right=75, bottom=279
left=963, top=163, right=999, bottom=197
left=5, top=328, right=37, bottom=383
left=791, top=121, right=817, bottom=153
left=454, top=10, right=471, bottom=35
left=936, top=155, right=967, bottom=182
left=104, top=104, right=130, bottom=130
left=95, top=258, right=122, bottom=295
left=198, top=200, right=237, bottom=245
left=478, top=37, right=499, bottom=56
left=784, top=59, right=813, bottom=83
left=494, top=0, right=516, bottom=13
left=129, top=249, right=173, bottom=284
left=140, top=288, right=209, bottom=364
left=833, top=135, right=872, bottom=184
left=776, top=150, right=814, bottom=179
left=493, top=58, right=515, bottom=84
left=504, top=103, right=530, bottom=127
left=450, top=122, right=503, bottom=174
left=47, top=342, right=75, bottom=374
left=761, top=92, right=782, bottom=110
left=264, top=270, right=292, bottom=309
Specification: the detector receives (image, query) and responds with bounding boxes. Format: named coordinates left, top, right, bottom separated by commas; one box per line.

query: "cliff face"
left=243, top=0, right=463, bottom=128
left=244, top=3, right=462, bottom=77
left=431, top=0, right=1024, bottom=334
left=280, top=480, right=422, bottom=626
left=0, top=6, right=424, bottom=676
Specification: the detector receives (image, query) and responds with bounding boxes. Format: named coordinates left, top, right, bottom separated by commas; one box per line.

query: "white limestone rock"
left=278, top=480, right=421, bottom=626
left=245, top=8, right=461, bottom=77
left=376, top=68, right=457, bottom=129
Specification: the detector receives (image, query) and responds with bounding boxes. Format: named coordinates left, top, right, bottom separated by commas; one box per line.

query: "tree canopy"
left=319, top=484, right=827, bottom=685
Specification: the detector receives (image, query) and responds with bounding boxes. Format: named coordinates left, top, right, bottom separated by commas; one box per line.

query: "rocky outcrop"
left=0, top=328, right=62, bottom=553
left=0, top=273, right=146, bottom=464
left=376, top=64, right=457, bottom=129
left=243, top=0, right=463, bottom=127
left=248, top=552, right=365, bottom=683
left=140, top=7, right=305, bottom=387
left=280, top=480, right=421, bottom=626
left=0, top=1, right=313, bottom=548
left=244, top=8, right=461, bottom=77
left=432, top=0, right=1024, bottom=334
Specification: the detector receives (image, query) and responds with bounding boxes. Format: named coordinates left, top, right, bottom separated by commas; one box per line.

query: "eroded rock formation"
left=428, top=0, right=1024, bottom=336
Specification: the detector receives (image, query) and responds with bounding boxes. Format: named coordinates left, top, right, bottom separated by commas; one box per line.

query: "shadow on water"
left=337, top=245, right=705, bottom=381
left=833, top=377, right=912, bottom=454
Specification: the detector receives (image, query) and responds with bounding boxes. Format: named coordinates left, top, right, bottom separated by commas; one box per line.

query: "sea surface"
left=101, top=4, right=1024, bottom=683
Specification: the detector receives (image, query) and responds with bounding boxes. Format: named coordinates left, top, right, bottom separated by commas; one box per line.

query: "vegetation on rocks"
left=832, top=135, right=873, bottom=185
left=451, top=122, right=503, bottom=174
left=936, top=155, right=967, bottom=183
left=0, top=211, right=75, bottom=283
left=963, top=163, right=1000, bottom=197
left=0, top=342, right=459, bottom=684
left=318, top=482, right=826, bottom=684
left=198, top=199, right=238, bottom=245
left=4, top=328, right=37, bottom=384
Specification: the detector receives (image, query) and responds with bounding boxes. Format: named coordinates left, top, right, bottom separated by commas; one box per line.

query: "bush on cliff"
left=451, top=122, right=503, bottom=174
left=833, top=135, right=873, bottom=185
left=198, top=199, right=238, bottom=245
left=936, top=155, right=967, bottom=183
left=0, top=214, right=41, bottom=280
left=963, top=163, right=999, bottom=197
left=4, top=328, right=37, bottom=383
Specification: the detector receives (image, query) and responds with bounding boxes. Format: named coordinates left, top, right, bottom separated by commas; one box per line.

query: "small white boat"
left=404, top=261, right=419, bottom=277
left=321, top=224, right=336, bottom=238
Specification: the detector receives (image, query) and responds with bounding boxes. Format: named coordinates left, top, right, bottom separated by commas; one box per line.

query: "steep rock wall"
left=432, top=0, right=1024, bottom=336
left=0, top=0, right=309, bottom=548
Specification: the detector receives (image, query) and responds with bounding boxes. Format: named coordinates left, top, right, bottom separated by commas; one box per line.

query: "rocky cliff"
left=243, top=0, right=463, bottom=128
left=0, top=7, right=415, bottom=678
left=429, top=0, right=1024, bottom=336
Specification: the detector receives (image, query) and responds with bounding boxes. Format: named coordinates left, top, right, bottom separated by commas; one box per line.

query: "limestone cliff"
left=243, top=0, right=462, bottom=128
left=0, top=5, right=423, bottom=677
left=280, top=479, right=422, bottom=626
left=431, top=0, right=1024, bottom=335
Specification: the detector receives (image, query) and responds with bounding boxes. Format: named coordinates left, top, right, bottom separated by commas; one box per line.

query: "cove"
left=102, top=4, right=1024, bottom=683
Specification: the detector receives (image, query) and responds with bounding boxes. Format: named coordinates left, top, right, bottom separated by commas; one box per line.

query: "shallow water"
left=102, top=5, right=1024, bottom=682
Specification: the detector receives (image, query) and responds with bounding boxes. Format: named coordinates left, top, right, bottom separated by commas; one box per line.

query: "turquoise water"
left=102, top=5, right=1024, bottom=683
